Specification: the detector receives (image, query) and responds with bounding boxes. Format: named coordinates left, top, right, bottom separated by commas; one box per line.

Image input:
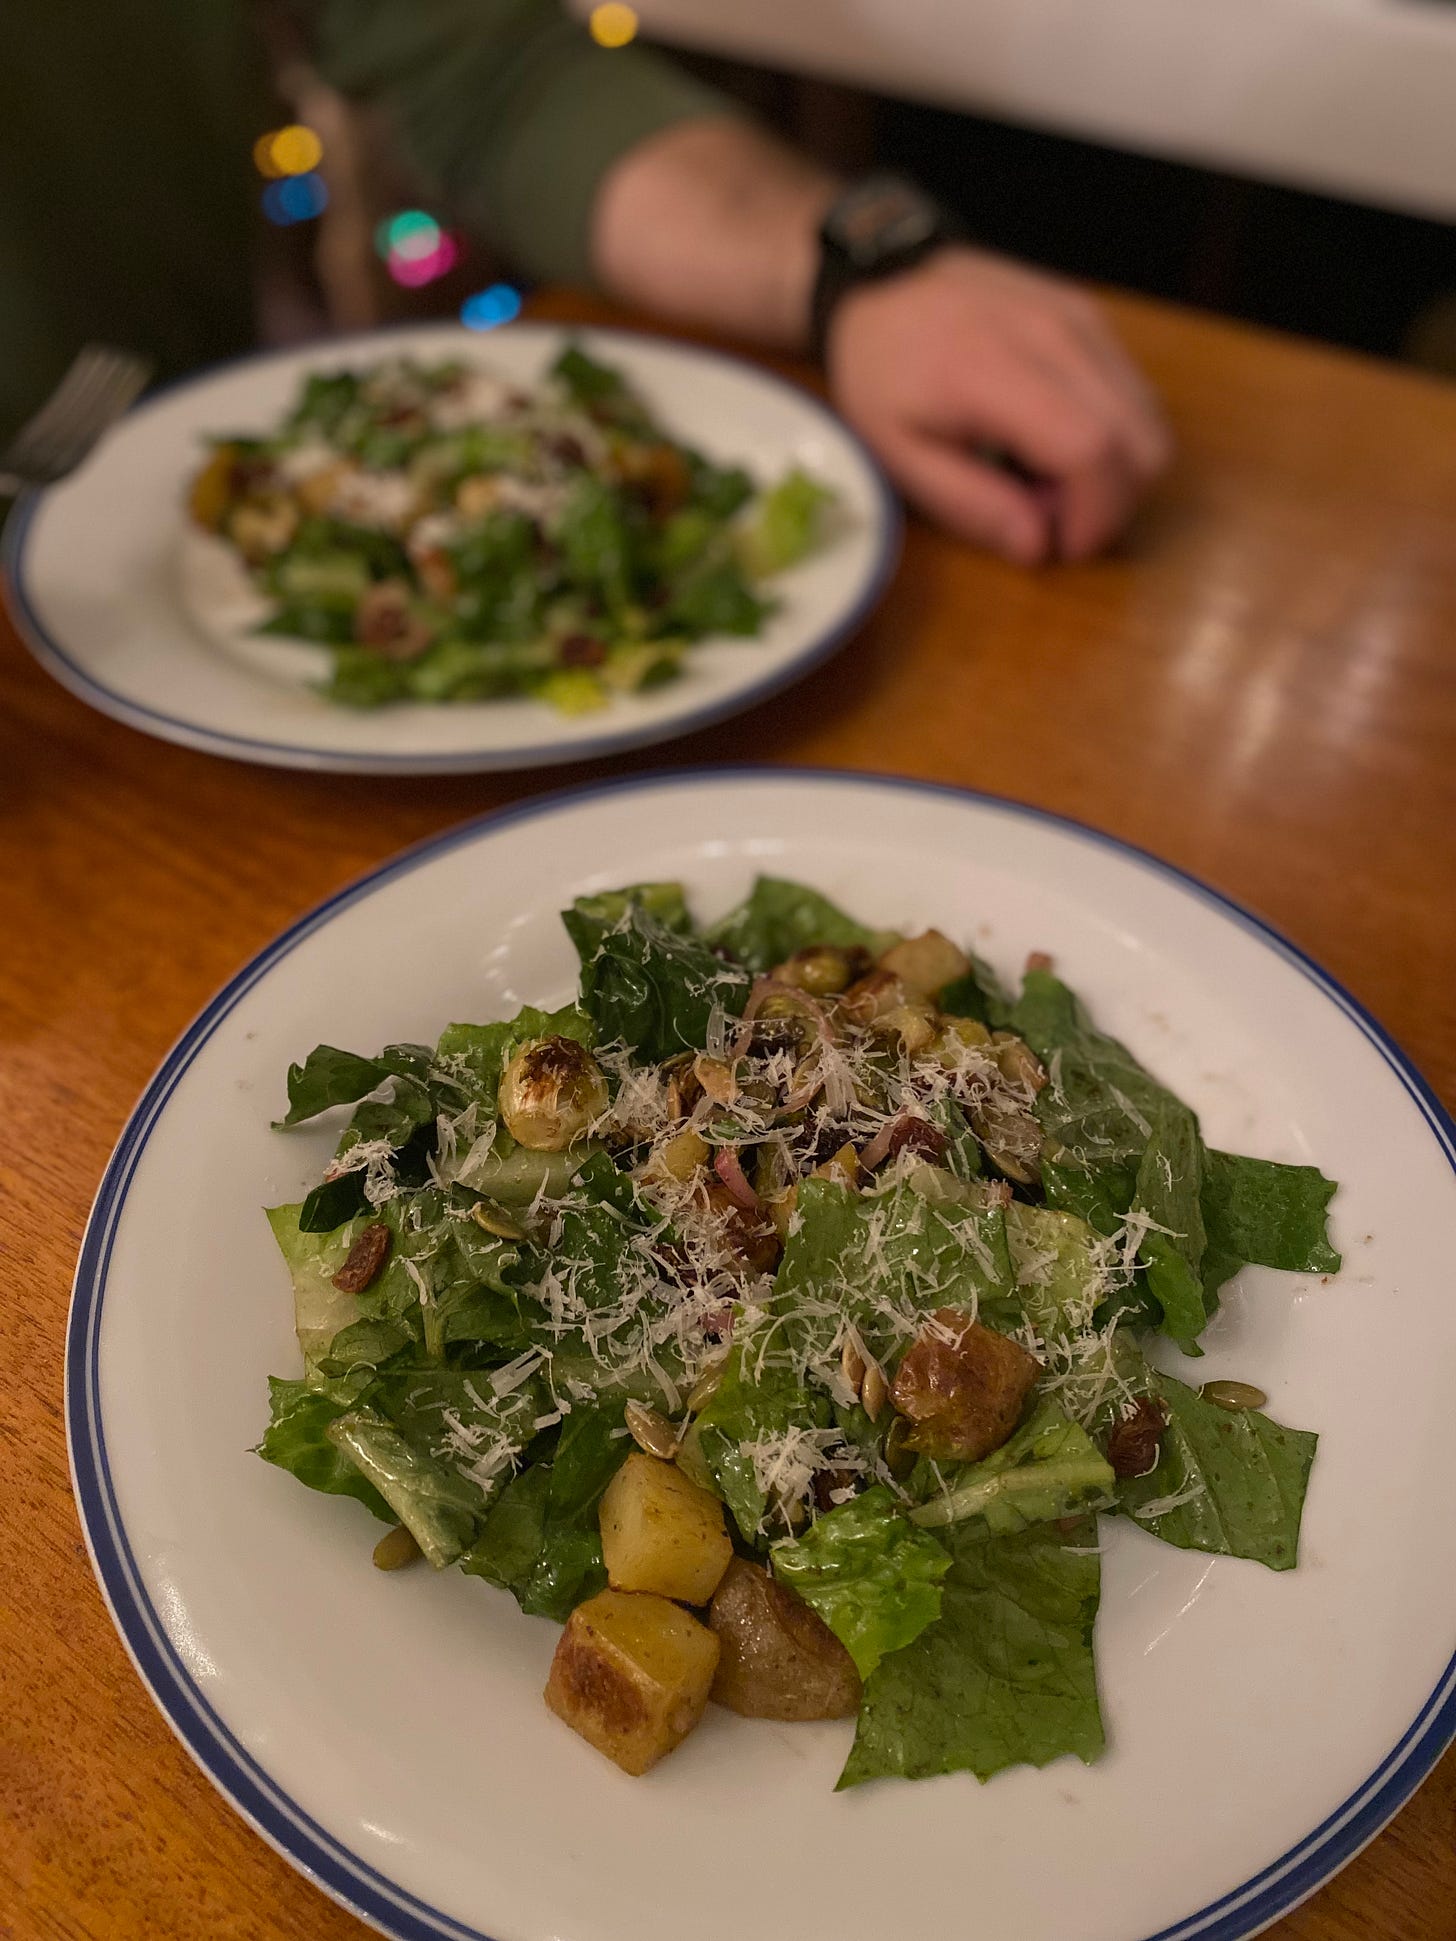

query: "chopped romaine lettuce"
left=839, top=1517, right=1104, bottom=1787
left=1116, top=1367, right=1317, bottom=1570
left=772, top=1485, right=950, bottom=1679
left=563, top=889, right=749, bottom=1062
left=909, top=1403, right=1115, bottom=1534
left=256, top=1377, right=393, bottom=1521
left=705, top=874, right=896, bottom=972
left=737, top=469, right=834, bottom=578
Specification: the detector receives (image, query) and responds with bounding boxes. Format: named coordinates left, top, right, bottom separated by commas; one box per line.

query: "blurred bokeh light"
left=589, top=4, right=639, bottom=49
left=252, top=124, right=324, bottom=179
left=374, top=209, right=460, bottom=287
left=460, top=284, right=523, bottom=330
left=261, top=172, right=329, bottom=225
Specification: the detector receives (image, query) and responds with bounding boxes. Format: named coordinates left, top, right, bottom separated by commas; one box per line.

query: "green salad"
left=260, top=878, right=1339, bottom=1785
left=190, top=346, right=833, bottom=712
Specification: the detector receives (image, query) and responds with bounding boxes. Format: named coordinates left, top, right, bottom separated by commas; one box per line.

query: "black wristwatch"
left=810, top=174, right=964, bottom=363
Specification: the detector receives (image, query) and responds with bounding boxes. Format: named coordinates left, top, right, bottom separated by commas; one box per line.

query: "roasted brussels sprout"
left=497, top=1036, right=608, bottom=1150
left=890, top=1308, right=1040, bottom=1462
left=771, top=945, right=862, bottom=997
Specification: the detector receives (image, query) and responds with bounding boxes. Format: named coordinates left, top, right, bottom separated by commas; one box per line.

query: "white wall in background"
left=595, top=0, right=1456, bottom=222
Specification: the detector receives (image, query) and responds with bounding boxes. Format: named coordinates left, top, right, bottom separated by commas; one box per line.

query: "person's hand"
left=827, top=246, right=1172, bottom=563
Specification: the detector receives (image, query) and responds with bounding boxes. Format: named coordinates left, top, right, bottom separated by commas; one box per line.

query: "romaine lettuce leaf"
left=275, top=1045, right=392, bottom=1127
left=1201, top=1150, right=1341, bottom=1274
left=1003, top=1202, right=1105, bottom=1341
left=936, top=954, right=1013, bottom=1029
left=1012, top=968, right=1178, bottom=1177
left=563, top=892, right=748, bottom=1062
left=256, top=1377, right=392, bottom=1522
left=773, top=1178, right=1020, bottom=1364
left=693, top=1333, right=830, bottom=1544
left=462, top=1402, right=627, bottom=1619
left=839, top=1517, right=1104, bottom=1787
left=665, top=560, right=769, bottom=638
left=925, top=1096, right=982, bottom=1179
left=705, top=874, right=896, bottom=975
left=1117, top=1369, right=1316, bottom=1571
left=264, top=1202, right=364, bottom=1368
left=567, top=882, right=694, bottom=935
left=315, top=1316, right=415, bottom=1378
left=737, top=469, right=834, bottom=578
left=326, top=1408, right=481, bottom=1567
left=771, top=1486, right=950, bottom=1679
left=1130, top=1099, right=1210, bottom=1351
left=370, top=1369, right=543, bottom=1500
left=909, top=1403, right=1115, bottom=1534
left=556, top=476, right=638, bottom=615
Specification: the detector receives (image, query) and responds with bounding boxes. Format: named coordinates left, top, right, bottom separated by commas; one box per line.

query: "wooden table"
left=3, top=288, right=1454, bottom=1941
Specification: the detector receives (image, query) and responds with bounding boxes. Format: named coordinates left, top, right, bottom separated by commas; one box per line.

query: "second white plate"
left=5, top=327, right=897, bottom=773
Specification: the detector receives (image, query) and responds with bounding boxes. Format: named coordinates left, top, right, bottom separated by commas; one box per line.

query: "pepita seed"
left=372, top=1525, right=421, bottom=1571
left=884, top=1415, right=916, bottom=1480
left=686, top=1358, right=728, bottom=1414
left=840, top=1331, right=868, bottom=1397
left=861, top=1359, right=889, bottom=1424
left=625, top=1398, right=680, bottom=1459
left=1201, top=1380, right=1268, bottom=1413
left=990, top=1031, right=1048, bottom=1094
left=470, top=1200, right=528, bottom=1241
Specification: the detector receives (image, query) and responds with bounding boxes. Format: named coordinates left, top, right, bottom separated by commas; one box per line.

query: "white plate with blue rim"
left=68, top=770, right=1456, bottom=1941
left=4, top=327, right=897, bottom=774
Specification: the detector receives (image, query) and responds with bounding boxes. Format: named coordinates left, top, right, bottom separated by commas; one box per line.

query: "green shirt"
left=0, top=1, right=727, bottom=438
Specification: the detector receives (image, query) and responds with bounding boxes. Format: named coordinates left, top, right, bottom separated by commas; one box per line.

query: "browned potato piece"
left=615, top=440, right=691, bottom=515
left=188, top=444, right=238, bottom=531
left=890, top=1308, right=1040, bottom=1462
left=878, top=929, right=971, bottom=995
left=545, top=1589, right=720, bottom=1776
left=708, top=1558, right=861, bottom=1721
left=600, top=1451, right=734, bottom=1605
left=812, top=1141, right=862, bottom=1189
left=840, top=967, right=910, bottom=1024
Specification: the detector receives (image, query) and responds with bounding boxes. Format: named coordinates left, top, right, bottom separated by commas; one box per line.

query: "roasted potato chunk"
left=890, top=1308, right=1040, bottom=1462
left=545, top=1589, right=719, bottom=1776
left=188, top=443, right=238, bottom=531
left=600, top=1452, right=734, bottom=1605
left=708, top=1558, right=861, bottom=1720
left=878, top=929, right=971, bottom=995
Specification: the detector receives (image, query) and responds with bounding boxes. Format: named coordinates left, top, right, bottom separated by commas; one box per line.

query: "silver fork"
left=0, top=345, right=152, bottom=495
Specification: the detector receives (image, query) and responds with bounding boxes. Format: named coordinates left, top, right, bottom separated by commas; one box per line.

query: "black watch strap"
left=810, top=175, right=963, bottom=363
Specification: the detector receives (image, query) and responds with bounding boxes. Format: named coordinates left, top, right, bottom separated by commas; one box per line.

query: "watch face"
left=835, top=179, right=940, bottom=267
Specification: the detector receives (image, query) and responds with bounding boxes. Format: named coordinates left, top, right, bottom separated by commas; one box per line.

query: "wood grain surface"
left=2, top=288, right=1453, bottom=1941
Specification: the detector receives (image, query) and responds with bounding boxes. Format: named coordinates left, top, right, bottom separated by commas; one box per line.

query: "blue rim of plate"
left=2, top=324, right=901, bottom=775
left=67, top=768, right=1456, bottom=1941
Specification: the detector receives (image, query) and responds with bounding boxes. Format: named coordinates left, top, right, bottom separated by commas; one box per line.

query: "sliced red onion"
left=860, top=1113, right=949, bottom=1173
left=713, top=1145, right=761, bottom=1213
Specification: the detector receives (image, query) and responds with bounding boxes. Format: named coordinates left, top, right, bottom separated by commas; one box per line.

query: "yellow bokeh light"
left=253, top=124, right=324, bottom=179
left=589, top=3, right=638, bottom=48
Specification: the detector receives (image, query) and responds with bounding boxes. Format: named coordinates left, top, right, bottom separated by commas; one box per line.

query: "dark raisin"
left=813, top=1468, right=858, bottom=1513
left=558, top=633, right=607, bottom=668
left=332, top=1221, right=392, bottom=1293
left=1107, top=1396, right=1167, bottom=1479
left=890, top=1118, right=949, bottom=1162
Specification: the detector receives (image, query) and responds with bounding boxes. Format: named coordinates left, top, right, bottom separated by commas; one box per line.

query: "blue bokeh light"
left=262, top=172, right=329, bottom=226
left=460, top=284, right=523, bottom=331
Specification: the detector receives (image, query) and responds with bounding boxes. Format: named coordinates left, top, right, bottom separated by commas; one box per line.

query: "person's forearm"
left=592, top=117, right=839, bottom=351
